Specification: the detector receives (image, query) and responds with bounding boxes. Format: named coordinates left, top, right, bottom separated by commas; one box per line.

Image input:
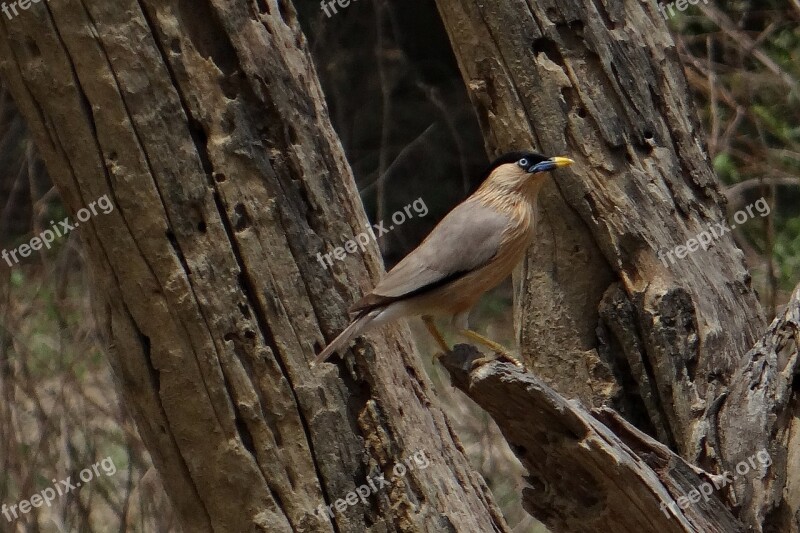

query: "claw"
left=495, top=352, right=525, bottom=368
left=459, top=328, right=526, bottom=369
left=469, top=356, right=493, bottom=371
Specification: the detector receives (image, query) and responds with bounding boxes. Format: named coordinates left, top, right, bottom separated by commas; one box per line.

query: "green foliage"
left=673, top=0, right=800, bottom=296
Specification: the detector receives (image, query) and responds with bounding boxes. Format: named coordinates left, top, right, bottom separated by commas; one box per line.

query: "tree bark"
left=438, top=346, right=745, bottom=533
left=0, top=1, right=508, bottom=531
left=439, top=283, right=800, bottom=532
left=434, top=0, right=799, bottom=530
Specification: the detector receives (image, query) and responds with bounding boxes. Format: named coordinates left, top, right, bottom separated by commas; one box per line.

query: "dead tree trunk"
left=0, top=1, right=508, bottom=531
left=434, top=0, right=799, bottom=531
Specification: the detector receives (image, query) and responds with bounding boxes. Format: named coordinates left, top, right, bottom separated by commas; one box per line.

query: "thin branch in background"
left=754, top=117, right=780, bottom=316
left=766, top=181, right=778, bottom=317
left=698, top=4, right=800, bottom=93
left=673, top=2, right=800, bottom=308
left=725, top=177, right=800, bottom=208
left=417, top=81, right=471, bottom=194
left=708, top=35, right=719, bottom=157
left=358, top=122, right=438, bottom=197
left=373, top=0, right=392, bottom=254
left=719, top=105, right=745, bottom=155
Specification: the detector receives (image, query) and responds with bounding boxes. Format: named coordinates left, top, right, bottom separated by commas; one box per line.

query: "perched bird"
left=314, top=151, right=574, bottom=366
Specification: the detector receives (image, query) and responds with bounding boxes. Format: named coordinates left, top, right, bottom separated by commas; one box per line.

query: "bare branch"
left=438, top=347, right=744, bottom=533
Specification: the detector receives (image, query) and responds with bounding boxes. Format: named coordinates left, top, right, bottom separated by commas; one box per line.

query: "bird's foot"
left=471, top=352, right=525, bottom=370
left=468, top=350, right=525, bottom=371
left=494, top=351, right=525, bottom=368
left=469, top=356, right=494, bottom=370
left=458, top=329, right=525, bottom=369
left=423, top=316, right=451, bottom=365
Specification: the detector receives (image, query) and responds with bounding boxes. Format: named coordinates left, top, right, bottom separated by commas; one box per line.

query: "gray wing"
left=352, top=200, right=510, bottom=311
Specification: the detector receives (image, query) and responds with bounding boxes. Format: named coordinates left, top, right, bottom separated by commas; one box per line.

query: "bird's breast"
left=429, top=202, right=537, bottom=314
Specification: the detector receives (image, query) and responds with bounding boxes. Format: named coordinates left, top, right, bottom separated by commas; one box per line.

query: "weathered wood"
left=433, top=1, right=798, bottom=530
left=0, top=1, right=509, bottom=531
left=709, top=284, right=800, bottom=531
left=434, top=0, right=764, bottom=450
left=439, top=346, right=744, bottom=533
left=437, top=282, right=800, bottom=531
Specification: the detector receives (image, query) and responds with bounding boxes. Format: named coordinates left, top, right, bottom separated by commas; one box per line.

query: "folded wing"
left=352, top=200, right=510, bottom=312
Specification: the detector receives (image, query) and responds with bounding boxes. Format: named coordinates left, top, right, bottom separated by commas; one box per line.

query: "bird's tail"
left=314, top=310, right=378, bottom=365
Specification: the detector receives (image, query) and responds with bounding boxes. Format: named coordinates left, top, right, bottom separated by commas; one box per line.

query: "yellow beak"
left=549, top=156, right=574, bottom=168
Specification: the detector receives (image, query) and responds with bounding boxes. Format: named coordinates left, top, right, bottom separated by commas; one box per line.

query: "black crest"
left=478, top=151, right=547, bottom=183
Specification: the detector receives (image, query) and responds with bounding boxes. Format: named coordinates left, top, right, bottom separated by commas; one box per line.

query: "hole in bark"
left=238, top=303, right=251, bottom=318
left=244, top=330, right=256, bottom=340
left=687, top=360, right=699, bottom=384
left=214, top=172, right=227, bottom=183
left=234, top=203, right=251, bottom=231
left=169, top=38, right=181, bottom=54
left=166, top=230, right=189, bottom=273
left=531, top=37, right=563, bottom=64
left=108, top=151, right=118, bottom=161
left=224, top=332, right=235, bottom=342
left=577, top=107, right=588, bottom=118
left=25, top=39, right=40, bottom=57
left=255, top=0, right=269, bottom=14
left=286, top=123, right=299, bottom=145
left=221, top=73, right=241, bottom=100
left=177, top=0, right=238, bottom=77
left=188, top=117, right=214, bottom=177
left=138, top=332, right=158, bottom=392
left=569, top=19, right=585, bottom=35
left=237, top=272, right=250, bottom=296
left=644, top=130, right=654, bottom=139
left=197, top=220, right=207, bottom=233
left=234, top=407, right=256, bottom=455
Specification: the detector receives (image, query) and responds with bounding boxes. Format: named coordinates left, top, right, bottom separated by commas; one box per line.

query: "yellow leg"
left=458, top=329, right=524, bottom=368
left=422, top=315, right=450, bottom=362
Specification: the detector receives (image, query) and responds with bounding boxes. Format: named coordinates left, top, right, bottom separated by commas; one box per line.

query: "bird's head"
left=480, top=151, right=574, bottom=193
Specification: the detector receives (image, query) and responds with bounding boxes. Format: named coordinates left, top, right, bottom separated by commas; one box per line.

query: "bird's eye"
left=518, top=158, right=528, bottom=167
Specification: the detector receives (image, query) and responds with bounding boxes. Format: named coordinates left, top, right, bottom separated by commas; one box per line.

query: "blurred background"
left=0, top=0, right=798, bottom=531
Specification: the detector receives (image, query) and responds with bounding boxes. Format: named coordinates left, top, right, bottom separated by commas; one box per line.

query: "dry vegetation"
left=0, top=0, right=797, bottom=531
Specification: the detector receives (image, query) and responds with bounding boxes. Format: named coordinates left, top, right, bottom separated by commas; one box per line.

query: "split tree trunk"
left=435, top=0, right=800, bottom=531
left=0, top=1, right=508, bottom=531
